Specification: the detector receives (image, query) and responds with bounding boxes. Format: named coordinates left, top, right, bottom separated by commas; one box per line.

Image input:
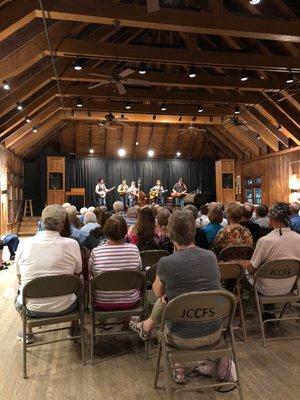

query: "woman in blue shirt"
left=203, top=206, right=223, bottom=244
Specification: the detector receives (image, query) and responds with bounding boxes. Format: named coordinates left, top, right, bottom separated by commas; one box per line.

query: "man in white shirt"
left=15, top=205, right=82, bottom=341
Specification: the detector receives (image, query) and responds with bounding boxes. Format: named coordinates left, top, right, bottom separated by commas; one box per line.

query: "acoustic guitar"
left=149, top=189, right=168, bottom=200
left=171, top=192, right=186, bottom=198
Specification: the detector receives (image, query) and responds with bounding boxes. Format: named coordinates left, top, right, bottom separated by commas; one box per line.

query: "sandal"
left=129, top=320, right=150, bottom=341
left=172, top=368, right=186, bottom=384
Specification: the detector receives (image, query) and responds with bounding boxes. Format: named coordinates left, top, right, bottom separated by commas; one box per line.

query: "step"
left=22, top=216, right=40, bottom=222
left=18, top=231, right=36, bottom=236
left=20, top=221, right=38, bottom=226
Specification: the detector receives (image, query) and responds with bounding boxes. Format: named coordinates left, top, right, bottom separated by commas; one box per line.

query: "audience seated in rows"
left=66, top=206, right=81, bottom=240
left=207, top=202, right=228, bottom=228
left=254, top=204, right=270, bottom=228
left=157, top=207, right=173, bottom=253
left=239, top=203, right=261, bottom=242
left=203, top=206, right=223, bottom=244
left=125, top=206, right=138, bottom=227
left=89, top=214, right=141, bottom=310
left=213, top=202, right=253, bottom=257
left=184, top=204, right=209, bottom=250
left=196, top=204, right=209, bottom=227
left=79, top=207, right=88, bottom=223
left=113, top=201, right=127, bottom=218
left=78, top=211, right=100, bottom=244
left=0, top=233, right=19, bottom=269
left=290, top=202, right=300, bottom=232
left=127, top=207, right=160, bottom=251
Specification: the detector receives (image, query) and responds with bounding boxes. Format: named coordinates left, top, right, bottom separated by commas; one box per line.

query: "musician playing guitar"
left=117, top=179, right=129, bottom=206
left=172, top=178, right=187, bottom=207
left=128, top=181, right=138, bottom=207
left=149, top=179, right=166, bottom=205
left=95, top=178, right=115, bottom=207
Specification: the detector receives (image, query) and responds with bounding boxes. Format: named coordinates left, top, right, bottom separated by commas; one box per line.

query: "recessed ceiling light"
left=138, top=62, right=147, bottom=75
left=286, top=72, right=294, bottom=84
left=76, top=98, right=83, bottom=107
left=234, top=105, right=240, bottom=115
left=125, top=101, right=131, bottom=110
left=188, top=66, right=196, bottom=78
left=32, top=126, right=37, bottom=133
left=16, top=102, right=23, bottom=111
left=118, top=148, right=126, bottom=157
left=176, top=151, right=181, bottom=157
left=148, top=149, right=154, bottom=157
left=2, top=81, right=10, bottom=90
left=73, top=57, right=82, bottom=71
left=25, top=116, right=31, bottom=123
left=160, top=103, right=167, bottom=111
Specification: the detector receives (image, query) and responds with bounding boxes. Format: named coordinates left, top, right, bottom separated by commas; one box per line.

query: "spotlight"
left=87, top=111, right=91, bottom=117
left=256, top=134, right=261, bottom=140
left=153, top=115, right=156, bottom=120
left=178, top=116, right=182, bottom=121
left=240, top=69, right=248, bottom=82
left=286, top=72, right=294, bottom=84
left=197, top=103, right=203, bottom=113
left=2, top=81, right=10, bottom=90
left=278, top=124, right=282, bottom=131
left=89, top=148, right=94, bottom=154
left=135, top=142, right=139, bottom=146
left=25, top=116, right=31, bottom=123
left=148, top=149, right=154, bottom=157
left=160, top=103, right=167, bottom=111
left=188, top=66, right=196, bottom=78
left=118, top=148, right=126, bottom=157
left=249, top=0, right=261, bottom=4
left=32, top=126, right=37, bottom=133
left=76, top=98, right=83, bottom=108
left=234, top=105, right=240, bottom=115
left=138, top=62, right=147, bottom=75
left=125, top=101, right=131, bottom=110
left=73, top=57, right=82, bottom=71
left=176, top=151, right=181, bottom=157
left=209, top=116, right=213, bottom=122
left=192, top=116, right=196, bottom=122
left=16, top=102, right=23, bottom=111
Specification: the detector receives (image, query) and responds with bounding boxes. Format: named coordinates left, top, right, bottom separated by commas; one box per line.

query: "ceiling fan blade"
left=119, top=68, right=135, bottom=78
left=126, top=78, right=152, bottom=86
left=89, top=73, right=109, bottom=78
left=116, top=81, right=127, bottom=95
left=147, top=0, right=160, bottom=13
left=88, top=81, right=108, bottom=89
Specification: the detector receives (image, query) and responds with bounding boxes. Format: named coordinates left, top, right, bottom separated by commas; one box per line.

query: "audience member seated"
left=88, top=206, right=95, bottom=212
left=203, top=206, right=223, bottom=244
left=78, top=211, right=100, bottom=244
left=184, top=205, right=209, bottom=250
left=130, top=209, right=222, bottom=383
left=157, top=207, right=173, bottom=253
left=62, top=202, right=71, bottom=209
left=79, top=207, right=88, bottom=223
left=66, top=206, right=81, bottom=240
left=125, top=207, right=138, bottom=228
left=253, top=204, right=270, bottom=228
left=93, top=206, right=103, bottom=226
left=113, top=201, right=126, bottom=218
left=213, top=202, right=253, bottom=257
left=240, top=203, right=261, bottom=242
left=240, top=202, right=300, bottom=319
left=290, top=202, right=300, bottom=232
left=15, top=205, right=82, bottom=341
left=89, top=215, right=141, bottom=310
left=208, top=202, right=228, bottom=228
left=196, top=204, right=209, bottom=227
left=0, top=233, right=19, bottom=262
left=127, top=207, right=161, bottom=251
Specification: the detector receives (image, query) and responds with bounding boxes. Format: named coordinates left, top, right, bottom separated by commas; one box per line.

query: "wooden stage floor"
left=0, top=239, right=299, bottom=400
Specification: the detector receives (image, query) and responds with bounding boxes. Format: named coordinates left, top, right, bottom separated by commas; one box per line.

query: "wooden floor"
left=0, top=239, right=299, bottom=400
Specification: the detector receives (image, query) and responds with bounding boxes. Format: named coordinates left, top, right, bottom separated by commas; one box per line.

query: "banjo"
left=96, top=185, right=115, bottom=198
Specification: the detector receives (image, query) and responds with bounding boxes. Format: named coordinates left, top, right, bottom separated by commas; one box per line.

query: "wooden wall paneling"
left=215, top=159, right=236, bottom=204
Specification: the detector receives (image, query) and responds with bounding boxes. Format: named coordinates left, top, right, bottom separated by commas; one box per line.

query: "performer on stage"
left=172, top=178, right=187, bottom=207
left=95, top=178, right=115, bottom=206
left=149, top=179, right=165, bottom=205
left=128, top=181, right=138, bottom=207
left=117, top=179, right=129, bottom=207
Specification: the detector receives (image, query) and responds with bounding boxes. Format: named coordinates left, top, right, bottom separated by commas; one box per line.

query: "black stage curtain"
left=66, top=157, right=215, bottom=208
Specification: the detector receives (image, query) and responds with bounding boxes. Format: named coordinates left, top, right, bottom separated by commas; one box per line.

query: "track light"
left=256, top=134, right=261, bottom=140
left=71, top=110, right=75, bottom=116
left=176, top=151, right=181, bottom=157
left=197, top=103, right=203, bottom=113
left=240, top=69, right=248, bottom=82
left=192, top=116, right=196, bottom=122
left=87, top=111, right=91, bottom=117
left=209, top=116, right=213, bottom=122
left=148, top=149, right=154, bottom=157
left=125, top=101, right=131, bottom=110
left=249, top=0, right=261, bottom=4
left=188, top=66, right=196, bottom=78
left=234, top=105, right=240, bottom=115
left=89, top=148, right=94, bottom=154
left=178, top=116, right=182, bottom=121
left=160, top=103, right=167, bottom=111
left=153, top=115, right=156, bottom=120
left=118, top=148, right=126, bottom=157
left=25, top=116, right=31, bottom=123
left=2, top=81, right=10, bottom=90
left=32, top=126, right=37, bottom=133
left=286, top=72, right=294, bottom=84
left=278, top=124, right=282, bottom=131
left=221, top=116, right=224, bottom=122
left=76, top=98, right=83, bottom=108
left=16, top=102, right=23, bottom=111
left=73, top=57, right=82, bottom=71
left=138, top=62, right=147, bottom=75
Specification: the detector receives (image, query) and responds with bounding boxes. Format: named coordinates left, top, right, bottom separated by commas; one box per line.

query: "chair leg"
left=237, top=287, right=248, bottom=342
left=153, top=341, right=162, bottom=389
left=278, top=302, right=288, bottom=320
left=90, top=310, right=95, bottom=365
left=80, top=305, right=86, bottom=365
left=22, top=314, right=27, bottom=379
left=145, top=338, right=150, bottom=360
left=162, top=342, right=172, bottom=400
left=255, top=291, right=267, bottom=348
left=230, top=328, right=245, bottom=400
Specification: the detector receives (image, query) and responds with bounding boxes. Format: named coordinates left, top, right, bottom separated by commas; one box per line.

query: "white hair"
left=80, top=207, right=88, bottom=215
left=113, top=201, right=124, bottom=213
left=88, top=206, right=95, bottom=212
left=62, top=202, right=71, bottom=209
left=83, top=211, right=97, bottom=225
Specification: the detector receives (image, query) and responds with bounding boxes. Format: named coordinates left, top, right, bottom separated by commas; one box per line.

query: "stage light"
left=125, top=101, right=131, bottom=110
left=16, top=102, right=23, bottom=111
left=197, top=103, right=203, bottom=113
left=240, top=69, right=248, bottom=81
left=178, top=116, right=182, bottom=121
left=2, top=81, right=10, bottom=90
left=25, top=116, right=31, bottom=123
left=138, top=62, right=147, bottom=75
left=76, top=98, right=83, bottom=107
left=160, top=103, right=167, bottom=111
left=192, top=116, right=196, bottom=122
left=249, top=0, right=261, bottom=4
left=209, top=116, right=213, bottom=122
left=32, top=126, right=37, bottom=133
left=278, top=124, right=282, bottom=131
left=135, top=142, right=139, bottom=146
left=148, top=149, right=154, bottom=157
left=176, top=151, right=181, bottom=157
left=87, top=111, right=91, bottom=117
left=89, top=148, right=94, bottom=154
left=286, top=72, right=294, bottom=84
left=118, top=148, right=126, bottom=157
left=188, top=66, right=196, bottom=78
left=234, top=105, right=240, bottom=115
left=73, top=57, right=82, bottom=71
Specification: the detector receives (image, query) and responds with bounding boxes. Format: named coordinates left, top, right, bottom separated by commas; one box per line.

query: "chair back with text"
left=254, top=259, right=300, bottom=289
left=140, top=249, right=169, bottom=269
left=218, top=245, right=253, bottom=262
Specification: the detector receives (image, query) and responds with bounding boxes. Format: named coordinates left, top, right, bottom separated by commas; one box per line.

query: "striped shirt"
left=89, top=243, right=142, bottom=309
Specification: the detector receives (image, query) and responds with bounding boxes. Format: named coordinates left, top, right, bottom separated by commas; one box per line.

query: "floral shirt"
left=213, top=224, right=253, bottom=257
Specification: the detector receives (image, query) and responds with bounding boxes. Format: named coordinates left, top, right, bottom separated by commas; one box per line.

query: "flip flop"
left=129, top=320, right=150, bottom=341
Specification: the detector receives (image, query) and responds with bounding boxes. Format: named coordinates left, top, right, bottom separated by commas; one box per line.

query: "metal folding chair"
left=218, top=245, right=254, bottom=262
left=153, top=290, right=244, bottom=400
left=21, top=274, right=85, bottom=379
left=140, top=249, right=169, bottom=269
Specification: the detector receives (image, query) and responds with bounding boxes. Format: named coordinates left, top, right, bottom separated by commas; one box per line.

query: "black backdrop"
left=66, top=157, right=216, bottom=208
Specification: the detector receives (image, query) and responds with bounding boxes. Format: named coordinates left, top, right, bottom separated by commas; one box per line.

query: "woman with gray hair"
left=78, top=211, right=100, bottom=244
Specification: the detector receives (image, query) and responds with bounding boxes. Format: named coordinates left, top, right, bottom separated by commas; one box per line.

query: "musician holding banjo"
left=172, top=178, right=187, bottom=207
left=117, top=179, right=129, bottom=206
left=95, top=178, right=115, bottom=206
left=128, top=181, right=138, bottom=207
left=149, top=179, right=166, bottom=205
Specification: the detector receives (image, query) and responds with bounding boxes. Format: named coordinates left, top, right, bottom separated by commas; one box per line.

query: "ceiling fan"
left=98, top=112, right=128, bottom=131
left=179, top=124, right=206, bottom=135
left=223, top=116, right=260, bottom=128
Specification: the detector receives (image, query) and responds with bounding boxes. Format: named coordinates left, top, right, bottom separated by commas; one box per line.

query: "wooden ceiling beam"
left=55, top=39, right=300, bottom=72
left=216, top=125, right=251, bottom=160
left=205, top=126, right=245, bottom=160
left=35, top=0, right=300, bottom=43
left=223, top=124, right=259, bottom=157
left=206, top=127, right=238, bottom=159
left=0, top=0, right=35, bottom=42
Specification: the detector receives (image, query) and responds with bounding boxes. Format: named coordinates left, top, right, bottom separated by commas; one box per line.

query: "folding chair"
left=89, top=270, right=148, bottom=363
left=21, top=274, right=85, bottom=379
left=218, top=245, right=254, bottom=262
left=153, top=290, right=244, bottom=400
left=251, top=259, right=300, bottom=347
left=140, top=249, right=169, bottom=269
left=219, top=262, right=248, bottom=342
